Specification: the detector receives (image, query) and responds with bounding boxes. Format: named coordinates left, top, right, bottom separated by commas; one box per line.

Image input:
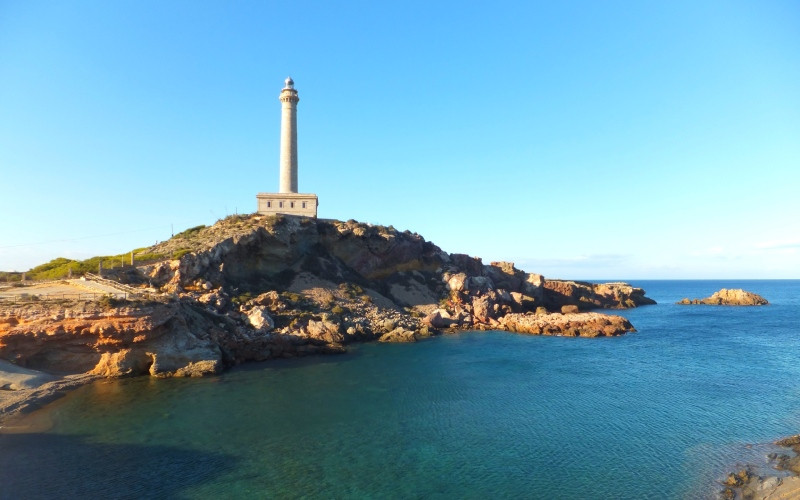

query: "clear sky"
left=1, top=1, right=798, bottom=279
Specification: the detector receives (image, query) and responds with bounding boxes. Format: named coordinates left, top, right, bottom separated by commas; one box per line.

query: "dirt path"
left=0, top=279, right=131, bottom=301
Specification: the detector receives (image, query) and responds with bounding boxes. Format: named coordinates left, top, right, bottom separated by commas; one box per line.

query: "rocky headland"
left=677, top=289, right=768, bottom=306
left=0, top=214, right=655, bottom=422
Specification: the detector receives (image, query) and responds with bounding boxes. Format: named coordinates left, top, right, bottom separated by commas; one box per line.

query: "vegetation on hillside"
left=4, top=214, right=281, bottom=282
left=0, top=272, right=23, bottom=283
left=8, top=248, right=169, bottom=281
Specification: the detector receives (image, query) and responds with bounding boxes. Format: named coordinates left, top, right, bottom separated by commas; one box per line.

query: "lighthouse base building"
left=256, top=192, right=318, bottom=217
left=257, top=77, right=318, bottom=218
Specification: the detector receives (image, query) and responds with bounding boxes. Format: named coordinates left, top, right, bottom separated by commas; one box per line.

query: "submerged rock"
left=677, top=289, right=768, bottom=306
left=721, top=434, right=800, bottom=499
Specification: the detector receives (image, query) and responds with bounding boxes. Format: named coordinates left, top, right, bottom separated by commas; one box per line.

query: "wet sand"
left=0, top=362, right=98, bottom=429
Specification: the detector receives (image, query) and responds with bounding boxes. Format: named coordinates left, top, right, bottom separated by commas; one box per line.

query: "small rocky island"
left=0, top=214, right=656, bottom=420
left=677, top=288, right=768, bottom=306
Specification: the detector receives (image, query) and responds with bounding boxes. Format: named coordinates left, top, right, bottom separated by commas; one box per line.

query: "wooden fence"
left=0, top=292, right=150, bottom=304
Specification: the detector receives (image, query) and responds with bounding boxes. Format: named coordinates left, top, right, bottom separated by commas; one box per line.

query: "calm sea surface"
left=2, top=280, right=800, bottom=499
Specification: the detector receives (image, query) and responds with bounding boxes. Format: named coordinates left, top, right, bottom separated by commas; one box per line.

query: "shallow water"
left=2, top=280, right=799, bottom=499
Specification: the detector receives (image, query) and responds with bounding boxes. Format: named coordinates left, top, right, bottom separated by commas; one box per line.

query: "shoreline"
left=5, top=332, right=800, bottom=499
left=0, top=311, right=632, bottom=427
left=0, top=370, right=100, bottom=429
left=722, top=435, right=800, bottom=499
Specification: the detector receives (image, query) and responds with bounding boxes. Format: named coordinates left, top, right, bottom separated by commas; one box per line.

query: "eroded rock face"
left=544, top=280, right=656, bottom=310
left=0, top=298, right=347, bottom=379
left=677, top=288, right=768, bottom=306
left=0, top=301, right=223, bottom=378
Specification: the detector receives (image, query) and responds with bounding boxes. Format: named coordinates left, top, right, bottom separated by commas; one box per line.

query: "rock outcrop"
left=499, top=312, right=635, bottom=337
left=677, top=289, right=768, bottom=306
left=0, top=214, right=657, bottom=419
left=544, top=280, right=656, bottom=310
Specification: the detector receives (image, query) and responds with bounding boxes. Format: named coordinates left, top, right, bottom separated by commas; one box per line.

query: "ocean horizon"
left=2, top=279, right=799, bottom=499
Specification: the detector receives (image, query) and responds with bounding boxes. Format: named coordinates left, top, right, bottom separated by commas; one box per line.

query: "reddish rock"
left=677, top=289, right=768, bottom=306
left=544, top=280, right=656, bottom=310
left=499, top=312, right=635, bottom=337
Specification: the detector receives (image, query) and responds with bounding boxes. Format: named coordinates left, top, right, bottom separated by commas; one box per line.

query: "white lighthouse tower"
left=279, top=77, right=299, bottom=193
left=257, top=77, right=318, bottom=217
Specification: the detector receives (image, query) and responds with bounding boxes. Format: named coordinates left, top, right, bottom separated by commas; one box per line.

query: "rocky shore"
left=0, top=215, right=654, bottom=423
left=722, top=435, right=800, bottom=499
left=677, top=288, right=768, bottom=306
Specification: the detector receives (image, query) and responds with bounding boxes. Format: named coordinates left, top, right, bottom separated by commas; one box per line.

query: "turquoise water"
left=2, top=280, right=800, bottom=499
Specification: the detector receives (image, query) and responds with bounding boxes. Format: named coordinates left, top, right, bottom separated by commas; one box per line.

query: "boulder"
left=378, top=327, right=418, bottom=343
left=304, top=319, right=343, bottom=344
left=472, top=296, right=491, bottom=323
left=245, top=306, right=275, bottom=332
left=449, top=253, right=484, bottom=276
left=198, top=290, right=227, bottom=311
left=423, top=308, right=455, bottom=328
left=486, top=261, right=522, bottom=292
left=249, top=291, right=286, bottom=310
left=467, top=276, right=495, bottom=294
left=445, top=273, right=468, bottom=293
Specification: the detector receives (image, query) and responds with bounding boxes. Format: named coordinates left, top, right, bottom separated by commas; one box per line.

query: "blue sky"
left=1, top=0, right=798, bottom=279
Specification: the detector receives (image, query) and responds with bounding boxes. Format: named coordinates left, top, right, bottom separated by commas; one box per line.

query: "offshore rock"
left=499, top=312, right=636, bottom=337
left=677, top=288, right=768, bottom=306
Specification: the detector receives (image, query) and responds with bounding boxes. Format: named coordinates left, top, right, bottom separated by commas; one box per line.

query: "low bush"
left=175, top=225, right=206, bottom=239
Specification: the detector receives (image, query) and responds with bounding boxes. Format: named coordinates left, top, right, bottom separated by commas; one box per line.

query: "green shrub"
left=98, top=295, right=125, bottom=310
left=338, top=282, right=364, bottom=298
left=232, top=292, right=253, bottom=306
left=175, top=225, right=206, bottom=239
left=282, top=292, right=303, bottom=304
left=173, top=249, right=192, bottom=259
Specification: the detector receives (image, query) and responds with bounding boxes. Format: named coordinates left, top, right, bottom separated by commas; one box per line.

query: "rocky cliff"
left=677, top=288, right=768, bottom=306
left=0, top=214, right=652, bottom=389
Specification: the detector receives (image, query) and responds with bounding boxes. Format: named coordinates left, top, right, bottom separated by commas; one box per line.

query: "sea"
left=2, top=280, right=799, bottom=499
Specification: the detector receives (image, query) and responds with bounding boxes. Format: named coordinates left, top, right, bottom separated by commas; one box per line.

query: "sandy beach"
left=0, top=361, right=98, bottom=429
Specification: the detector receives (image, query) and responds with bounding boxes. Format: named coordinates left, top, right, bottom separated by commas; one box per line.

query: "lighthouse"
left=279, top=77, right=299, bottom=193
left=257, top=77, right=318, bottom=217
